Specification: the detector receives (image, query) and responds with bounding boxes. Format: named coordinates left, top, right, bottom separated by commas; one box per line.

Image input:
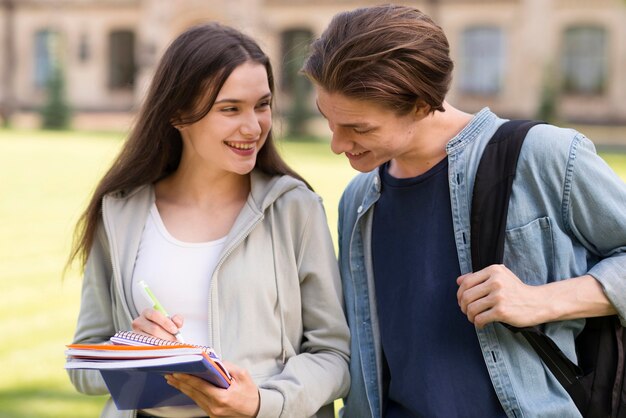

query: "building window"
left=34, top=29, right=60, bottom=88
left=562, top=26, right=607, bottom=95
left=79, top=33, right=90, bottom=62
left=459, top=26, right=504, bottom=95
left=109, top=30, right=136, bottom=90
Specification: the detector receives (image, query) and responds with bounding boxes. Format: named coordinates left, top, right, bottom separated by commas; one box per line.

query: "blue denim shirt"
left=338, top=108, right=626, bottom=418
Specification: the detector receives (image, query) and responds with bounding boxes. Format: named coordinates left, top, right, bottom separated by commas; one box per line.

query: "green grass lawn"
left=0, top=127, right=624, bottom=417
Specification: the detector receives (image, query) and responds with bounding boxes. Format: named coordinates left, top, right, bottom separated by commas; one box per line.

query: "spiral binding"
left=111, top=330, right=219, bottom=359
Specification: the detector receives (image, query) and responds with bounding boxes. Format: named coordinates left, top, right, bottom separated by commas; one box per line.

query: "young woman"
left=67, top=23, right=350, bottom=418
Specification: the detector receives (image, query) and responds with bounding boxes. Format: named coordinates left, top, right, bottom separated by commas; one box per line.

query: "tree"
left=41, top=66, right=71, bottom=130
left=282, top=29, right=314, bottom=137
left=1, top=0, right=16, bottom=127
left=536, top=65, right=559, bottom=124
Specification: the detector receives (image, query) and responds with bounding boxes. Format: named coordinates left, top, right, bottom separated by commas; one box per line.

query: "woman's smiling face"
left=178, top=61, right=272, bottom=177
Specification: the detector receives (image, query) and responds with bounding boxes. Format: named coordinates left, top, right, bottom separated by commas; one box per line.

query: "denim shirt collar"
left=446, top=107, right=495, bottom=156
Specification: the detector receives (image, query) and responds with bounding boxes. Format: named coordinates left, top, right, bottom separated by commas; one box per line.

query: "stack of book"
left=65, top=331, right=231, bottom=410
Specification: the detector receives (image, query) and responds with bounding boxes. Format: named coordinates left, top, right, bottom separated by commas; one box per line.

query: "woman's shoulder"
left=258, top=175, right=328, bottom=239
left=251, top=170, right=321, bottom=208
left=104, top=183, right=153, bottom=201
left=274, top=175, right=322, bottom=206
left=102, top=184, right=154, bottom=220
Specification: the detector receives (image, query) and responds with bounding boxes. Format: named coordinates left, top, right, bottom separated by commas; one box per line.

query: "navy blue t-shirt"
left=372, top=159, right=506, bottom=418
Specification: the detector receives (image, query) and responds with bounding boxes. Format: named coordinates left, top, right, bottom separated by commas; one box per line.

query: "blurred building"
left=1, top=0, right=625, bottom=133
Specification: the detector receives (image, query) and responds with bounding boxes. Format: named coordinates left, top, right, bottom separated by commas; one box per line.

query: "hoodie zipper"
left=206, top=212, right=264, bottom=349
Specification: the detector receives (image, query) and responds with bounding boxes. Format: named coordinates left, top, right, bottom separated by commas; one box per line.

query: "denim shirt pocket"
left=504, top=216, right=556, bottom=285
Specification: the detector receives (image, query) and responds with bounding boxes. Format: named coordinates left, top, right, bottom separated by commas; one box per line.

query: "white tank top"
left=131, top=203, right=226, bottom=346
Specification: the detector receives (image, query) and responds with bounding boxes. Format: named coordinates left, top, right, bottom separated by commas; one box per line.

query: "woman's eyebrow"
left=215, top=93, right=272, bottom=105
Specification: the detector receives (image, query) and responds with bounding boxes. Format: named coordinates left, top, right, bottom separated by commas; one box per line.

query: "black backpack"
left=470, top=119, right=626, bottom=418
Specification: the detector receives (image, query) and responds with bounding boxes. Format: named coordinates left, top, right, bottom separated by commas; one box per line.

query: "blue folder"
left=98, top=355, right=230, bottom=410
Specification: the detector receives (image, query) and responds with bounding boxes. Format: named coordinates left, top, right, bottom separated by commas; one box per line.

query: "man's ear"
left=414, top=100, right=431, bottom=120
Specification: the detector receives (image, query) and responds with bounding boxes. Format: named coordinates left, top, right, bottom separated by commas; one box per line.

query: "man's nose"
left=330, top=131, right=350, bottom=155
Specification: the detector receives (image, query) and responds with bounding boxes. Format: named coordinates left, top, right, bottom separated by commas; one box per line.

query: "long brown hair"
left=69, top=23, right=307, bottom=269
left=301, top=5, right=453, bottom=115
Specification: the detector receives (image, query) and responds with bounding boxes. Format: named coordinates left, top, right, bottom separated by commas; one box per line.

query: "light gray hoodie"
left=67, top=170, right=351, bottom=418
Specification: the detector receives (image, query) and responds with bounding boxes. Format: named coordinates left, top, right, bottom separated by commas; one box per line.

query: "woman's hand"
left=165, top=361, right=260, bottom=418
left=131, top=308, right=184, bottom=342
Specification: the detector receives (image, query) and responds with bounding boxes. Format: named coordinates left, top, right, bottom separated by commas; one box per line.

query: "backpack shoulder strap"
left=469, top=119, right=585, bottom=393
left=470, top=119, right=544, bottom=270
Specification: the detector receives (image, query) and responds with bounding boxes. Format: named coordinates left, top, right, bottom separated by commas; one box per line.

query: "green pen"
left=138, top=280, right=185, bottom=343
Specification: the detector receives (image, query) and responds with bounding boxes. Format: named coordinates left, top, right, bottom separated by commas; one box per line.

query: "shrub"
left=41, top=67, right=71, bottom=130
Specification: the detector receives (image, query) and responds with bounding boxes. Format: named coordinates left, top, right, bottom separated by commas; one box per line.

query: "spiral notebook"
left=110, top=330, right=222, bottom=359
left=66, top=331, right=231, bottom=410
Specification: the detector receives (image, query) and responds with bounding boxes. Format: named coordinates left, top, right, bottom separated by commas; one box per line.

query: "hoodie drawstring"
left=269, top=205, right=287, bottom=364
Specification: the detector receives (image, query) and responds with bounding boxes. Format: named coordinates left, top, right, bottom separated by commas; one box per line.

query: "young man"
left=302, top=5, right=626, bottom=418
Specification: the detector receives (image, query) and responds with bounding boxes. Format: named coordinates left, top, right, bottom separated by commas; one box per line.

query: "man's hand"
left=457, top=265, right=617, bottom=329
left=456, top=264, right=546, bottom=328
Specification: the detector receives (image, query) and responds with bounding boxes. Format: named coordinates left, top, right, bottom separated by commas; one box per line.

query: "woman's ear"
left=170, top=113, right=186, bottom=131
